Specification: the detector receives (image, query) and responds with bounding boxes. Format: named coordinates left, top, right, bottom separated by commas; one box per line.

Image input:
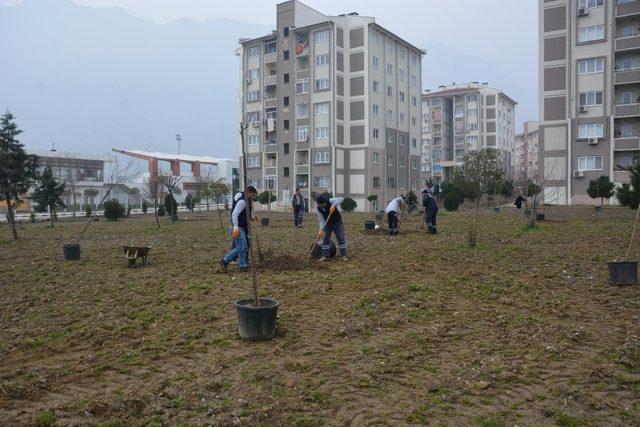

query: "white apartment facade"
left=237, top=0, right=424, bottom=212
left=421, top=83, right=517, bottom=185
left=515, top=121, right=540, bottom=181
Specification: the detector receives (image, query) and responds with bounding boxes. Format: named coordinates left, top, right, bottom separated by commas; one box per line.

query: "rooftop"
left=28, top=149, right=116, bottom=162
left=112, top=148, right=224, bottom=164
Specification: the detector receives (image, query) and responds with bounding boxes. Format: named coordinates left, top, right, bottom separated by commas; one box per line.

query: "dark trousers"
left=323, top=220, right=346, bottom=257
left=387, top=211, right=399, bottom=235
left=425, top=213, right=437, bottom=234
left=294, top=206, right=303, bottom=226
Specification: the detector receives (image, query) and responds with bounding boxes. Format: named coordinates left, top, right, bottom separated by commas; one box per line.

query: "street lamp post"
left=175, top=134, right=182, bottom=155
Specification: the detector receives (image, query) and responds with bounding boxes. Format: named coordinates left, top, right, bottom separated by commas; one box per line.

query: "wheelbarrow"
left=122, top=240, right=159, bottom=268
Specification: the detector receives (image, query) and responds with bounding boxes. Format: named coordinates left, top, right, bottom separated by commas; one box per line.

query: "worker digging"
left=385, top=194, right=407, bottom=236
left=315, top=195, right=348, bottom=262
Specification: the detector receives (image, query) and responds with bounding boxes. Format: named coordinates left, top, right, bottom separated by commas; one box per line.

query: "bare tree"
left=143, top=178, right=162, bottom=228
left=210, top=179, right=231, bottom=229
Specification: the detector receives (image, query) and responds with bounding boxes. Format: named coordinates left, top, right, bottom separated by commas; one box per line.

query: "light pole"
left=175, top=134, right=182, bottom=155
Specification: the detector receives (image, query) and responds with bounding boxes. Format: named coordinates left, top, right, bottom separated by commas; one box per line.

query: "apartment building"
left=540, top=0, right=640, bottom=205
left=514, top=121, right=540, bottom=181
left=421, top=83, right=517, bottom=185
left=237, top=0, right=424, bottom=212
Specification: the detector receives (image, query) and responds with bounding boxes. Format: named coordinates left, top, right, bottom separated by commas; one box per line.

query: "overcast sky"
left=3, top=0, right=538, bottom=83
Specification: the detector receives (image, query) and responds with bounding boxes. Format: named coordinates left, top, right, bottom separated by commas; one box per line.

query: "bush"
left=85, top=204, right=92, bottom=217
left=126, top=206, right=132, bottom=217
left=164, top=194, right=177, bottom=217
left=157, top=204, right=166, bottom=217
left=29, top=211, right=36, bottom=223
left=34, top=412, right=56, bottom=427
left=257, top=191, right=277, bottom=205
left=142, top=200, right=148, bottom=214
left=444, top=193, right=460, bottom=211
left=340, top=197, right=357, bottom=212
left=103, top=199, right=126, bottom=221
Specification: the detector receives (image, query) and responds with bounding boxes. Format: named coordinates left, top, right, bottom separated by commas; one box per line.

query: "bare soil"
left=1, top=206, right=639, bottom=426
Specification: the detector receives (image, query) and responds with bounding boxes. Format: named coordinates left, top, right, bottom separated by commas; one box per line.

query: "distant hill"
left=1, top=0, right=536, bottom=162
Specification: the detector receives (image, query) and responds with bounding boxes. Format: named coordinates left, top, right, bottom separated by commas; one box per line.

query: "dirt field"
left=1, top=205, right=639, bottom=426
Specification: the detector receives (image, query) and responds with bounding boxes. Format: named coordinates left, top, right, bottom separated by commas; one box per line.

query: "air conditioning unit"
left=246, top=79, right=252, bottom=85
left=588, top=138, right=599, bottom=145
left=578, top=105, right=588, bottom=113
left=578, top=8, right=588, bottom=16
left=252, top=121, right=260, bottom=128
left=573, top=170, right=585, bottom=178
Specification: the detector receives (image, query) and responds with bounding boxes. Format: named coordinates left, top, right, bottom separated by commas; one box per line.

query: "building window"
left=620, top=91, right=634, bottom=105
left=578, top=123, right=604, bottom=139
left=387, top=63, right=393, bottom=76
left=577, top=155, right=603, bottom=171
left=373, top=176, right=381, bottom=187
left=249, top=68, right=259, bottom=80
left=283, top=27, right=290, bottom=37
left=386, top=130, right=393, bottom=143
left=578, top=58, right=604, bottom=74
left=373, top=80, right=380, bottom=93
left=296, top=103, right=309, bottom=119
left=387, top=154, right=393, bottom=166
left=399, top=47, right=405, bottom=60
left=315, top=127, right=329, bottom=139
left=283, top=167, right=290, bottom=177
left=467, top=136, right=478, bottom=150
left=284, top=73, right=290, bottom=84
left=373, top=152, right=380, bottom=163
left=387, top=109, right=394, bottom=120
left=284, top=96, right=290, bottom=107
left=399, top=91, right=405, bottom=102
left=373, top=56, right=380, bottom=69
left=412, top=54, right=418, bottom=66
left=284, top=143, right=290, bottom=154
left=314, top=176, right=331, bottom=188
left=247, top=46, right=260, bottom=57
left=412, top=137, right=417, bottom=148
left=579, top=0, right=603, bottom=8
left=578, top=26, right=605, bottom=43
left=248, top=156, right=261, bottom=167
left=315, top=151, right=330, bottom=164
left=412, top=96, right=417, bottom=107
left=284, top=120, right=290, bottom=130
left=399, top=156, right=405, bottom=167
left=411, top=74, right=417, bottom=87
left=247, top=90, right=260, bottom=102
left=373, top=128, right=380, bottom=140
left=314, top=102, right=330, bottom=115
left=248, top=135, right=260, bottom=146
left=296, top=126, right=309, bottom=142
left=296, top=79, right=309, bottom=94
left=372, top=104, right=380, bottom=116
left=315, top=54, right=329, bottom=67
left=387, top=86, right=393, bottom=97
left=315, top=78, right=330, bottom=91
left=579, top=91, right=603, bottom=106
left=400, top=113, right=405, bottom=123
left=314, top=29, right=330, bottom=43
left=399, top=69, right=405, bottom=81
left=400, top=135, right=407, bottom=145
left=467, top=95, right=477, bottom=103
left=284, top=50, right=290, bottom=60
left=411, top=158, right=418, bottom=169
left=411, top=117, right=417, bottom=126
left=469, top=123, right=478, bottom=131
left=399, top=178, right=405, bottom=189
left=387, top=177, right=395, bottom=188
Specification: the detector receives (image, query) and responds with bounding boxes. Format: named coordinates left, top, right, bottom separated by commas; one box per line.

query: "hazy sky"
left=3, top=0, right=538, bottom=84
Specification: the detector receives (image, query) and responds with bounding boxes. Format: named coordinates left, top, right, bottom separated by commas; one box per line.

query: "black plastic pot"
left=63, top=244, right=80, bottom=261
left=608, top=261, right=638, bottom=286
left=235, top=298, right=279, bottom=341
left=536, top=213, right=545, bottom=221
left=311, top=240, right=337, bottom=259
left=595, top=206, right=603, bottom=212
left=364, top=220, right=376, bottom=230
left=494, top=207, right=501, bottom=213
left=261, top=218, right=269, bottom=226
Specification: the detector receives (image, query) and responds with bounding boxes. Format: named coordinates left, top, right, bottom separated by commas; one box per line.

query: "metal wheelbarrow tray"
left=122, top=240, right=159, bottom=268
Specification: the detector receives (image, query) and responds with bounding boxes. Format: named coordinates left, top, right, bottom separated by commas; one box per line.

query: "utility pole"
left=175, top=134, right=182, bottom=155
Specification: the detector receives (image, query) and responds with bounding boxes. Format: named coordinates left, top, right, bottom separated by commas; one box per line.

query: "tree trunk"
left=7, top=198, right=18, bottom=240
left=206, top=199, right=210, bottom=211
left=71, top=183, right=77, bottom=218
left=471, top=197, right=481, bottom=248
left=154, top=197, right=160, bottom=228
left=49, top=204, right=55, bottom=227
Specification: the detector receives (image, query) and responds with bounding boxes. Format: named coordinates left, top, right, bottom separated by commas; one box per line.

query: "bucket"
left=536, top=213, right=545, bottom=221
left=595, top=206, right=603, bottom=212
left=261, top=218, right=269, bottom=226
left=494, top=207, right=501, bottom=213
left=235, top=298, right=279, bottom=341
left=607, top=261, right=638, bottom=286
left=364, top=220, right=376, bottom=230
left=63, top=244, right=80, bottom=261
left=311, top=240, right=337, bottom=259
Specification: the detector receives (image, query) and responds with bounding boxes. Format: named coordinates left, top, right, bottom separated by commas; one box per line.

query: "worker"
left=315, top=194, right=347, bottom=262
left=291, top=188, right=305, bottom=228
left=422, top=189, right=439, bottom=235
left=220, top=185, right=257, bottom=272
left=385, top=195, right=406, bottom=236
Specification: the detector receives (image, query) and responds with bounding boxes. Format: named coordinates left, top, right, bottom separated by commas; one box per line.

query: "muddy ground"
left=1, top=205, right=639, bottom=426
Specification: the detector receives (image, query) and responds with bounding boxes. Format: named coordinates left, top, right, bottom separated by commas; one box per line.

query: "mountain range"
left=0, top=0, right=537, bottom=160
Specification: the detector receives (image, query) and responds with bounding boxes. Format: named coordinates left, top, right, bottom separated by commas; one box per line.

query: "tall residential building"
left=237, top=0, right=424, bottom=212
left=539, top=0, right=640, bottom=205
left=514, top=121, right=540, bottom=180
left=421, top=83, right=517, bottom=185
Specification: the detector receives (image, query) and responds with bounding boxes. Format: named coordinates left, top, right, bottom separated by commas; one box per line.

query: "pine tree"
left=31, top=166, right=66, bottom=227
left=587, top=176, right=616, bottom=207
left=0, top=111, right=38, bottom=240
left=617, top=164, right=640, bottom=209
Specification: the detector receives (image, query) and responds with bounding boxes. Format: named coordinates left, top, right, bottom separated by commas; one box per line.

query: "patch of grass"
left=34, top=412, right=56, bottom=427
left=555, top=412, right=583, bottom=427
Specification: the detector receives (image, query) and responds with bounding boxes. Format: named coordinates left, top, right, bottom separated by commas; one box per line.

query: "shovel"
left=307, top=210, right=334, bottom=259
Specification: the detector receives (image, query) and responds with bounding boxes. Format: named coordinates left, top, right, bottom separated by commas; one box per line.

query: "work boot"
left=219, top=259, right=229, bottom=272
left=341, top=256, right=349, bottom=262
left=318, top=256, right=329, bottom=263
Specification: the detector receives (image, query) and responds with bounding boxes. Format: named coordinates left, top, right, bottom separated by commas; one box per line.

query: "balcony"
left=264, top=75, right=277, bottom=87
left=615, top=103, right=640, bottom=117
left=615, top=68, right=640, bottom=84
left=616, top=35, right=640, bottom=52
left=615, top=137, right=640, bottom=150
left=265, top=97, right=278, bottom=109
left=264, top=141, right=278, bottom=153
left=295, top=40, right=309, bottom=56
left=617, top=0, right=640, bottom=18
left=264, top=52, right=277, bottom=64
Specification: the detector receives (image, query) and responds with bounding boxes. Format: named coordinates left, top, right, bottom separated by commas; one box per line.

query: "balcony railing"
left=264, top=75, right=277, bottom=86
left=616, top=35, right=640, bottom=51
left=264, top=52, right=277, bottom=64
left=617, top=0, right=640, bottom=18
left=614, top=170, right=632, bottom=182
left=615, top=137, right=640, bottom=150
left=615, top=68, right=640, bottom=84
left=615, top=103, right=640, bottom=117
